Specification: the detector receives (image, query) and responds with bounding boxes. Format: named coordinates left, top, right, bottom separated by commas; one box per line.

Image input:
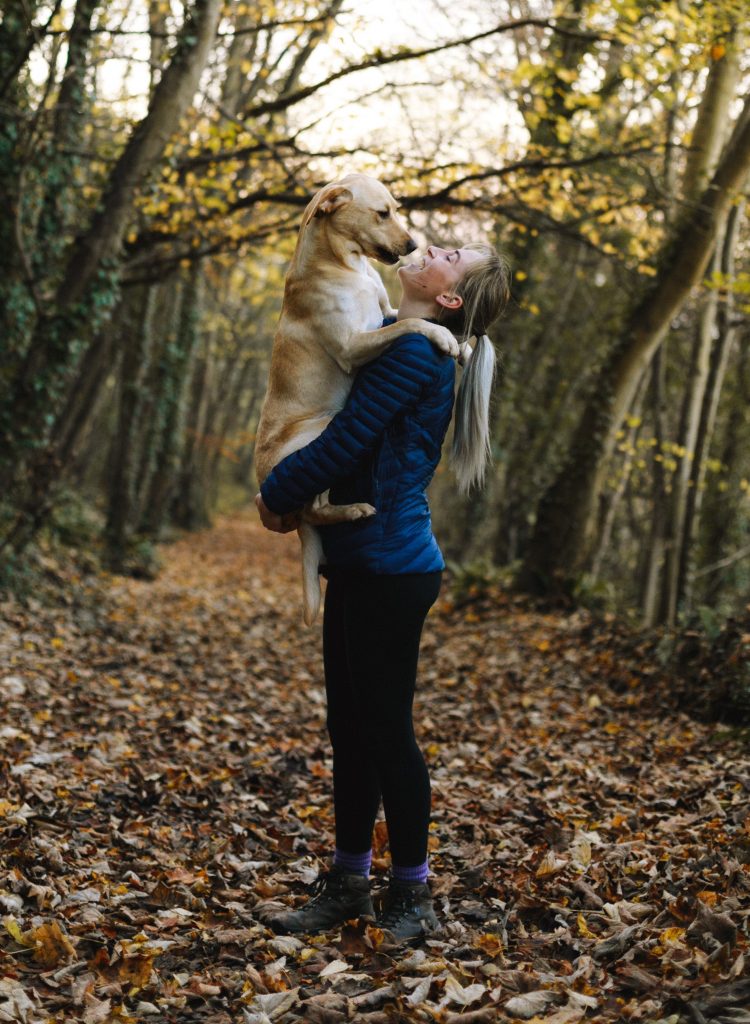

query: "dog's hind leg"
left=298, top=495, right=375, bottom=624
left=304, top=490, right=376, bottom=526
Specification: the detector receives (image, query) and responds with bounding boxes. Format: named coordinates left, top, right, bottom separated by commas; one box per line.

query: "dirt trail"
left=1, top=514, right=748, bottom=1023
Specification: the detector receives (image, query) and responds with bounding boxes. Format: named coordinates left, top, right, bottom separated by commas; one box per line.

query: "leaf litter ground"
left=1, top=514, right=748, bottom=1024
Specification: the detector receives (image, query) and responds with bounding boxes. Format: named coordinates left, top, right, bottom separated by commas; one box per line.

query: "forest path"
left=1, top=514, right=748, bottom=1023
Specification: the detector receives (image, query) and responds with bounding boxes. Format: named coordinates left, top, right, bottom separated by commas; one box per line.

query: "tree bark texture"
left=519, top=94, right=750, bottom=595
left=139, top=265, right=204, bottom=537
left=105, top=285, right=158, bottom=568
left=678, top=199, right=745, bottom=613
left=0, top=0, right=222, bottom=504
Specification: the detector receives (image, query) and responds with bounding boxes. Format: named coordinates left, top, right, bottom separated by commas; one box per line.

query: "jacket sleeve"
left=260, top=336, right=441, bottom=515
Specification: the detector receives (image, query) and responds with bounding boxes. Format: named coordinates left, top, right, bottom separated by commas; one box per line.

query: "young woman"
left=256, top=243, right=510, bottom=940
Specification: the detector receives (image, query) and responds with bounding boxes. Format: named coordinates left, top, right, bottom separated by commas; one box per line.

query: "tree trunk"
left=148, top=0, right=169, bottom=96
left=0, top=1, right=42, bottom=366
left=0, top=0, right=48, bottom=98
left=131, top=281, right=182, bottom=524
left=171, top=341, right=214, bottom=530
left=589, top=368, right=648, bottom=582
left=0, top=0, right=222, bottom=503
left=681, top=27, right=744, bottom=203
left=678, top=199, right=745, bottom=613
left=105, top=286, right=158, bottom=569
left=33, top=0, right=98, bottom=274
left=639, top=346, right=669, bottom=625
left=203, top=353, right=257, bottom=509
left=139, top=265, right=204, bottom=537
left=518, top=94, right=750, bottom=596
left=699, top=333, right=750, bottom=608
left=655, top=32, right=743, bottom=623
left=658, top=238, right=724, bottom=624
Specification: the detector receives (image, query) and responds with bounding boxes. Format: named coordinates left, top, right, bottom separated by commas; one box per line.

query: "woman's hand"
left=255, top=493, right=301, bottom=534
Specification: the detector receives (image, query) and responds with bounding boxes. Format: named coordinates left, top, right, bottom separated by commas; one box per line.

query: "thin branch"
left=0, top=0, right=64, bottom=97
left=241, top=18, right=606, bottom=120
left=123, top=213, right=301, bottom=284
left=38, top=16, right=334, bottom=40
left=692, top=543, right=750, bottom=579
left=399, top=143, right=666, bottom=207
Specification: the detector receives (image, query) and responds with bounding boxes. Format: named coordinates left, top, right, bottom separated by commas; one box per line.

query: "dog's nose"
left=405, top=238, right=417, bottom=254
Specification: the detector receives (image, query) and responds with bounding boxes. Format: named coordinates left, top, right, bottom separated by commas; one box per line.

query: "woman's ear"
left=436, top=292, right=463, bottom=311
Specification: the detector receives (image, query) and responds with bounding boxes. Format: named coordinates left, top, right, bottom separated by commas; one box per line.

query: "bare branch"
left=691, top=542, right=750, bottom=578
left=0, top=0, right=64, bottom=98
left=398, top=143, right=666, bottom=207
left=241, top=18, right=606, bottom=120
left=39, top=15, right=334, bottom=40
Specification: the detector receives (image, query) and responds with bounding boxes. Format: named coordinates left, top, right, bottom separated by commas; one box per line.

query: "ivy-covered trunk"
left=0, top=1, right=43, bottom=373
left=0, top=0, right=223, bottom=534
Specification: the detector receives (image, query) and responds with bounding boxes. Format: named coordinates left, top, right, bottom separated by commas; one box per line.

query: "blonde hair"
left=440, top=243, right=511, bottom=494
left=439, top=242, right=511, bottom=342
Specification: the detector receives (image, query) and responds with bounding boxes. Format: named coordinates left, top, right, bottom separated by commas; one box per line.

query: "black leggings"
left=323, top=569, right=441, bottom=867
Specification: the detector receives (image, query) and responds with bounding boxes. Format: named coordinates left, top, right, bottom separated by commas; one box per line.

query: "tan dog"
left=254, top=173, right=459, bottom=625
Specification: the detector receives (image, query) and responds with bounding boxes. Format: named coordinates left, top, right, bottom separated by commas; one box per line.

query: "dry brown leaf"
left=536, top=850, right=568, bottom=877
left=318, top=959, right=350, bottom=978
left=23, top=920, right=75, bottom=967
left=82, top=994, right=112, bottom=1024
left=503, top=990, right=557, bottom=1018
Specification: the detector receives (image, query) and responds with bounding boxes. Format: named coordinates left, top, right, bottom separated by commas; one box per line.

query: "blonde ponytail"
left=441, top=245, right=511, bottom=493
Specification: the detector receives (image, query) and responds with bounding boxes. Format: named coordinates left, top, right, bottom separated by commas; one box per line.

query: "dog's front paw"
left=458, top=342, right=473, bottom=367
left=340, top=503, right=376, bottom=521
left=424, top=324, right=459, bottom=359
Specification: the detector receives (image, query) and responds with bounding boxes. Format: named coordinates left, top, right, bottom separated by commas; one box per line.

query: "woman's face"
left=398, top=246, right=482, bottom=304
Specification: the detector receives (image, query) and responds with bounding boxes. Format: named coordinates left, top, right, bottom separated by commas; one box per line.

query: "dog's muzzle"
left=377, top=246, right=403, bottom=265
left=377, top=238, right=417, bottom=264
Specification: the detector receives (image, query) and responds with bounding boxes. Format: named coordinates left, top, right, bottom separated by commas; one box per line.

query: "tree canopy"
left=0, top=0, right=748, bottom=626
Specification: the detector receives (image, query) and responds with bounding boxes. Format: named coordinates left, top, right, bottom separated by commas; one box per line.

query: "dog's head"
left=302, top=174, right=416, bottom=264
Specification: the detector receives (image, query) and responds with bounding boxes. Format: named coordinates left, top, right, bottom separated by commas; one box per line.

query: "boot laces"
left=306, top=870, right=340, bottom=906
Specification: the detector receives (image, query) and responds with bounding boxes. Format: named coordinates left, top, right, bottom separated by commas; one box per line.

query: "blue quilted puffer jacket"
left=259, top=326, right=455, bottom=574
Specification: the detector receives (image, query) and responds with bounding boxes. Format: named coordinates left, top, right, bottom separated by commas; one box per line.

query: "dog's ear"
left=312, top=185, right=353, bottom=218
left=300, top=183, right=354, bottom=230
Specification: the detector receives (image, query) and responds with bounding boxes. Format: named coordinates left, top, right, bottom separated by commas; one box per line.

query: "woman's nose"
left=426, top=246, right=437, bottom=257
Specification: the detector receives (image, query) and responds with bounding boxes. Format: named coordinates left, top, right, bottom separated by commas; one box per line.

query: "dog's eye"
left=376, top=210, right=390, bottom=220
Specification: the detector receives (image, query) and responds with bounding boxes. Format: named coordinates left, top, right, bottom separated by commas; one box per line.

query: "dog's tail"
left=299, top=521, right=323, bottom=626
left=451, top=333, right=497, bottom=495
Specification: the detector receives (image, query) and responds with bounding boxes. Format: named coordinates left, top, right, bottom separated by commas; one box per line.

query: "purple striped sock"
left=333, top=847, right=372, bottom=877
left=392, top=860, right=429, bottom=884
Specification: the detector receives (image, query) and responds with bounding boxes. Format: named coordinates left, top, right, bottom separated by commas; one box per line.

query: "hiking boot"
left=376, top=879, right=439, bottom=941
left=267, top=868, right=374, bottom=935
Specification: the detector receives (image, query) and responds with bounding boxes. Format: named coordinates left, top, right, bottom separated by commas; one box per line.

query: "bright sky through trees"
left=32, top=0, right=526, bottom=176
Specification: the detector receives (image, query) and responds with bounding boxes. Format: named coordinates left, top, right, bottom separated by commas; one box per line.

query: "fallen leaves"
left=0, top=978, right=38, bottom=1024
left=504, top=989, right=557, bottom=1018
left=244, top=987, right=299, bottom=1020
left=24, top=921, right=76, bottom=968
left=2, top=917, right=75, bottom=967
left=1, top=514, right=749, bottom=1023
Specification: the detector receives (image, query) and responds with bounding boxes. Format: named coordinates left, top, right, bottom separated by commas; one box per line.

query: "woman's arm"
left=260, top=336, right=442, bottom=516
